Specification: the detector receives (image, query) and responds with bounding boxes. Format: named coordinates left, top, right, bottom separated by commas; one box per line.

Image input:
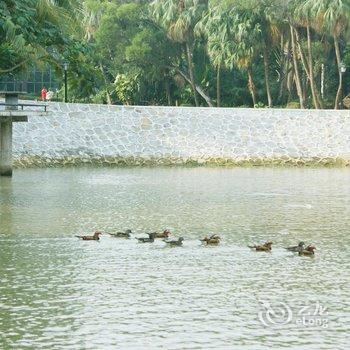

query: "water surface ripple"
left=0, top=167, right=349, bottom=349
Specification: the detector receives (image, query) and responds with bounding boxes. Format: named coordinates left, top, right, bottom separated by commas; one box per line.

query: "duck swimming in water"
left=285, top=241, right=305, bottom=253
left=108, top=229, right=131, bottom=239
left=299, top=245, right=316, bottom=257
left=248, top=241, right=273, bottom=252
left=200, top=234, right=221, bottom=245
left=136, top=232, right=156, bottom=243
left=163, top=237, right=184, bottom=247
left=76, top=231, right=102, bottom=241
left=151, top=229, right=171, bottom=239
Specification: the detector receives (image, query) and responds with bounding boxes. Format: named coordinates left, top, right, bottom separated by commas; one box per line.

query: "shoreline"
left=13, top=156, right=350, bottom=168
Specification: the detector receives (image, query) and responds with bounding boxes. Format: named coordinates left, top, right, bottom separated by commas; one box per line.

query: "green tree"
left=151, top=0, right=208, bottom=106
left=0, top=0, right=80, bottom=74
left=196, top=6, right=233, bottom=106
left=305, top=0, right=350, bottom=108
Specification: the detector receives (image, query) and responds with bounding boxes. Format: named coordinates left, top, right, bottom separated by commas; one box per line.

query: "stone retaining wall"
left=12, top=103, right=350, bottom=167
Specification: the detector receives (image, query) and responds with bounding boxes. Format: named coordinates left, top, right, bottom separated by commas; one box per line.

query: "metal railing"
left=0, top=102, right=48, bottom=112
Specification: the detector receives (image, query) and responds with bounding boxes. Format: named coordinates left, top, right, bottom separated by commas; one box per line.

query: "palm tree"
left=271, top=0, right=293, bottom=105
left=288, top=20, right=305, bottom=108
left=226, top=8, right=262, bottom=106
left=304, top=0, right=350, bottom=109
left=198, top=4, right=260, bottom=106
left=207, top=39, right=225, bottom=107
left=196, top=6, right=232, bottom=106
left=78, top=1, right=114, bottom=104
left=247, top=0, right=281, bottom=107
left=294, top=0, right=327, bottom=109
left=150, top=0, right=208, bottom=106
left=80, top=0, right=105, bottom=41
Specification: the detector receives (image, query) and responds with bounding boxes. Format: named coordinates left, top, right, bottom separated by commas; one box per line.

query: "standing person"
left=46, top=89, right=54, bottom=102
left=41, top=87, right=47, bottom=101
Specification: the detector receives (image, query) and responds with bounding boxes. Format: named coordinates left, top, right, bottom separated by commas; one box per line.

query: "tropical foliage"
left=1, top=0, right=350, bottom=108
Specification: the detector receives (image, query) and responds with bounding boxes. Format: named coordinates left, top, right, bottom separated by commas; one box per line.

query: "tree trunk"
left=334, top=34, right=343, bottom=110
left=306, top=25, right=320, bottom=109
left=278, top=38, right=290, bottom=104
left=247, top=66, right=257, bottom=106
left=321, top=63, right=325, bottom=100
left=173, top=67, right=214, bottom=107
left=216, top=64, right=221, bottom=107
left=165, top=78, right=172, bottom=106
left=296, top=38, right=314, bottom=106
left=263, top=47, right=273, bottom=107
left=295, top=28, right=312, bottom=105
left=99, top=63, right=112, bottom=105
left=290, top=25, right=304, bottom=108
left=302, top=72, right=308, bottom=103
left=295, top=28, right=323, bottom=109
left=278, top=33, right=285, bottom=102
left=287, top=70, right=293, bottom=103
left=185, top=42, right=199, bottom=107
left=295, top=28, right=310, bottom=79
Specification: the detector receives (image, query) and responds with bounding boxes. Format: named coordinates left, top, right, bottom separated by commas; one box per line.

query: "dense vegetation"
left=1, top=0, right=350, bottom=108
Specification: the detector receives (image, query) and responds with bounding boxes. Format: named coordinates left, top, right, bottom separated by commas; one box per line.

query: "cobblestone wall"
left=12, top=103, right=350, bottom=167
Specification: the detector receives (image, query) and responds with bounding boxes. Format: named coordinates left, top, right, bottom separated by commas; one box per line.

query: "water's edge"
left=13, top=155, right=350, bottom=168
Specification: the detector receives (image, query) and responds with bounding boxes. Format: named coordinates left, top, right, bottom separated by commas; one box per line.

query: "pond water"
left=0, top=167, right=349, bottom=349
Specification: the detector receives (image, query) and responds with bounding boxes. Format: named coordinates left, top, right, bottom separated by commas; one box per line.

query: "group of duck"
left=75, top=230, right=316, bottom=256
left=248, top=241, right=316, bottom=256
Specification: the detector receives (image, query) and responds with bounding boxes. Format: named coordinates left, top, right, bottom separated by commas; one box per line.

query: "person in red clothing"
left=41, top=87, right=47, bottom=101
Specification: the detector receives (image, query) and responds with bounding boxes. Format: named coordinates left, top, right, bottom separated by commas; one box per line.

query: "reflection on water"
left=0, top=167, right=349, bottom=349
